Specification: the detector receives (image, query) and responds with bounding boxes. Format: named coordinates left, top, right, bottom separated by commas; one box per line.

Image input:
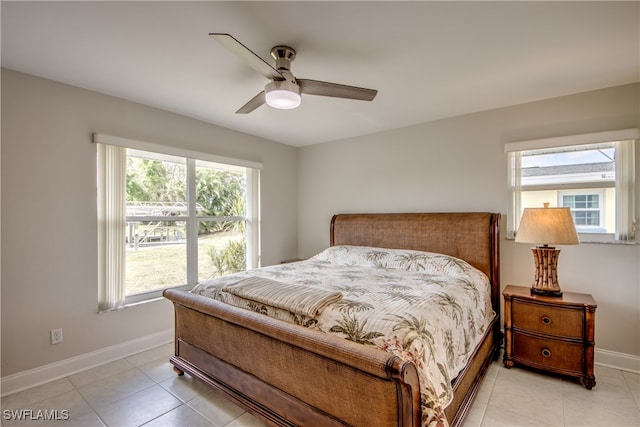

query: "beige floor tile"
left=563, top=400, right=639, bottom=427
left=496, top=365, right=564, bottom=394
left=461, top=402, right=486, bottom=427
left=593, top=364, right=630, bottom=387
left=68, top=359, right=133, bottom=388
left=136, top=359, right=176, bottom=384
left=488, top=366, right=563, bottom=426
left=562, top=379, right=640, bottom=427
left=622, top=370, right=640, bottom=408
left=67, top=359, right=135, bottom=389
left=125, top=344, right=173, bottom=368
left=76, top=369, right=154, bottom=409
left=30, top=389, right=93, bottom=423
left=482, top=404, right=559, bottom=427
left=142, top=404, right=214, bottom=427
left=57, top=411, right=106, bottom=427
left=187, top=389, right=245, bottom=426
left=474, top=362, right=499, bottom=407
left=94, top=385, right=181, bottom=427
left=225, top=412, right=268, bottom=427
left=562, top=376, right=639, bottom=413
left=1, top=411, right=69, bottom=427
left=159, top=374, right=214, bottom=403
left=1, top=379, right=75, bottom=411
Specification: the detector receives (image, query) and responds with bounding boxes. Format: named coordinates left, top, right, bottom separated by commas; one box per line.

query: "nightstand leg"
left=582, top=375, right=596, bottom=390
left=503, top=295, right=514, bottom=368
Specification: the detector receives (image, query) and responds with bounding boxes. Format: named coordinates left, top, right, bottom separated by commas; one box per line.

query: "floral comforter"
left=192, top=245, right=495, bottom=427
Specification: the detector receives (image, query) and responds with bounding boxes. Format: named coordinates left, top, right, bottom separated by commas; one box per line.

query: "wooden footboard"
left=164, top=289, right=422, bottom=427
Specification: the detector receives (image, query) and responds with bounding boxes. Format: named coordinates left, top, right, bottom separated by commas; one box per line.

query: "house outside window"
left=96, top=134, right=261, bottom=310
left=506, top=129, right=638, bottom=243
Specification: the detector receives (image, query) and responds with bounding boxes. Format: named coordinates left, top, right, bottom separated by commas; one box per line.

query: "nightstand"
left=503, top=285, right=597, bottom=389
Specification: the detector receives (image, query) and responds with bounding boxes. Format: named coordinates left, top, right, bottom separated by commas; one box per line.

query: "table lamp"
left=515, top=203, right=579, bottom=297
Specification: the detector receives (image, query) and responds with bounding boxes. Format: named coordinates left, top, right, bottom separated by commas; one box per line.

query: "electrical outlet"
left=50, top=328, right=63, bottom=345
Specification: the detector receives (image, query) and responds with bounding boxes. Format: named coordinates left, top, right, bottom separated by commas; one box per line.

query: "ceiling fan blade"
left=235, top=91, right=266, bottom=114
left=298, top=79, right=377, bottom=101
left=210, top=33, right=283, bottom=80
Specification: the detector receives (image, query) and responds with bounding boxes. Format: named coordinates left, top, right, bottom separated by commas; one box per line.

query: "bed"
left=163, top=212, right=501, bottom=427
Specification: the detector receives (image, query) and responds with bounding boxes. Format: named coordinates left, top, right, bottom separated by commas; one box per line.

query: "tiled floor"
left=462, top=356, right=640, bottom=427
left=1, top=343, right=639, bottom=427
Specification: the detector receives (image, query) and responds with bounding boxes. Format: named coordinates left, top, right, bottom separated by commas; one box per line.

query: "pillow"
left=311, top=245, right=474, bottom=277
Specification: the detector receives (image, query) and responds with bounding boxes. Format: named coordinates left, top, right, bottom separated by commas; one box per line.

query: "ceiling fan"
left=210, top=33, right=378, bottom=114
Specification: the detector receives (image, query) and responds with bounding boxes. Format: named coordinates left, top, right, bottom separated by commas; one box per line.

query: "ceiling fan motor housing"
left=271, top=45, right=296, bottom=72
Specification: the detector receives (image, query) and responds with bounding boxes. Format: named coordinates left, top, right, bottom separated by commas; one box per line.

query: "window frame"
left=505, top=129, right=638, bottom=244
left=95, top=133, right=261, bottom=310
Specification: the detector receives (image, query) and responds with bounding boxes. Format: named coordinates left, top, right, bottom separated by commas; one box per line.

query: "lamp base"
left=530, top=246, right=563, bottom=298
left=530, top=287, right=563, bottom=297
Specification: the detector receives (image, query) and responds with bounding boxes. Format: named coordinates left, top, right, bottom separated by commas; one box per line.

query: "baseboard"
left=0, top=328, right=173, bottom=397
left=595, top=348, right=640, bottom=374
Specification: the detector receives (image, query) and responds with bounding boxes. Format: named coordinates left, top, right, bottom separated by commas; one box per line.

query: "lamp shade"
left=515, top=206, right=579, bottom=246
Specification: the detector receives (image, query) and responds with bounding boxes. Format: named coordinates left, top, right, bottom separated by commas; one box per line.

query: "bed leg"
left=173, top=366, right=185, bottom=376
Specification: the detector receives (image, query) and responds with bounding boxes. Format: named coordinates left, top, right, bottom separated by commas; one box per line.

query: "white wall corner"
left=595, top=348, right=640, bottom=374
left=0, top=329, right=174, bottom=397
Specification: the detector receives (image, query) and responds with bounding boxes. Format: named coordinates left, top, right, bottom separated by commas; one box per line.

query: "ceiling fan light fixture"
left=265, top=80, right=301, bottom=109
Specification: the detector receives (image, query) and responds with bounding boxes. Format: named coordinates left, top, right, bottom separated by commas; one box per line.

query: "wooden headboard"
left=330, top=212, right=501, bottom=311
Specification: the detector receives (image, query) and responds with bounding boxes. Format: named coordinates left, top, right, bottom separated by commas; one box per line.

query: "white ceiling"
left=2, top=1, right=638, bottom=147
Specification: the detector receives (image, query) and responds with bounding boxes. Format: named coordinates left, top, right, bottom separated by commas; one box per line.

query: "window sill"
left=97, top=295, right=170, bottom=314
left=505, top=236, right=637, bottom=245
left=578, top=239, right=637, bottom=245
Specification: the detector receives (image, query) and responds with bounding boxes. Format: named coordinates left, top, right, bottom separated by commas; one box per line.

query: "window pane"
left=196, top=160, right=246, bottom=222
left=521, top=144, right=615, bottom=187
left=126, top=150, right=186, bottom=208
left=125, top=220, right=187, bottom=295
left=125, top=150, right=187, bottom=296
left=562, top=195, right=575, bottom=208
left=198, top=220, right=246, bottom=282
left=573, top=211, right=600, bottom=226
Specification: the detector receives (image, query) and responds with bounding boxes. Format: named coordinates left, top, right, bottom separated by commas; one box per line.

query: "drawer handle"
left=541, top=316, right=551, bottom=325
left=541, top=348, right=551, bottom=358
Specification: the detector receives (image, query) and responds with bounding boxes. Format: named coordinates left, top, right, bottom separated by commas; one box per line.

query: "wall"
left=1, top=69, right=298, bottom=378
left=297, top=83, right=640, bottom=363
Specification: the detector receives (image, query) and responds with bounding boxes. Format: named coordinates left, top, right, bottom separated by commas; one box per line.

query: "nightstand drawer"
left=512, top=299, right=583, bottom=338
left=513, top=331, right=584, bottom=373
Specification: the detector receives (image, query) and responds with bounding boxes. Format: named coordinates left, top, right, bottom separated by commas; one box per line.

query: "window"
left=96, top=134, right=261, bottom=310
left=506, top=129, right=638, bottom=243
left=559, top=191, right=605, bottom=232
